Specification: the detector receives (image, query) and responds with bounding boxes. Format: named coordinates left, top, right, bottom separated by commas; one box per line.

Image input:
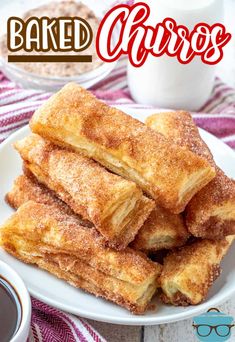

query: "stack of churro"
left=1, top=83, right=234, bottom=313
left=146, top=111, right=235, bottom=305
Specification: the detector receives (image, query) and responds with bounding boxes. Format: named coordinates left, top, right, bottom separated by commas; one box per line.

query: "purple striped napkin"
left=29, top=299, right=105, bottom=342
left=1, top=67, right=235, bottom=149
left=0, top=60, right=235, bottom=342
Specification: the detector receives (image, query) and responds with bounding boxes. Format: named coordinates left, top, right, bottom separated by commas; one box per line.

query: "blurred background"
left=0, top=0, right=235, bottom=86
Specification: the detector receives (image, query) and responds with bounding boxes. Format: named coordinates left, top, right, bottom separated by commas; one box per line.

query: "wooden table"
left=1, top=0, right=235, bottom=341
left=88, top=299, right=235, bottom=341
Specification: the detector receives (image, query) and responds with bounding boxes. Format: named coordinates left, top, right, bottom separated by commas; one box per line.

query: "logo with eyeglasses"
left=193, top=308, right=234, bottom=342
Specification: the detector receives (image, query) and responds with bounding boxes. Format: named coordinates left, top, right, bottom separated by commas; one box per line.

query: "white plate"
left=0, top=107, right=235, bottom=326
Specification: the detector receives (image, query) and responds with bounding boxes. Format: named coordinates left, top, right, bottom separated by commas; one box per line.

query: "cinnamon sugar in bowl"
left=0, top=0, right=118, bottom=91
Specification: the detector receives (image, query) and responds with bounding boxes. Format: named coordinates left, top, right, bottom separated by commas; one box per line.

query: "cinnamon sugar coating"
left=5, top=174, right=92, bottom=227
left=14, top=134, right=154, bottom=249
left=30, top=83, right=216, bottom=213
left=0, top=1, right=103, bottom=77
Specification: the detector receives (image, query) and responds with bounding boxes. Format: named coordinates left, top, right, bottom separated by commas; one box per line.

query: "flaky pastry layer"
left=30, top=83, right=215, bottom=213
left=0, top=201, right=161, bottom=285
left=160, top=237, right=234, bottom=305
left=146, top=111, right=235, bottom=239
left=0, top=201, right=162, bottom=313
left=131, top=207, right=189, bottom=252
left=14, top=134, right=154, bottom=249
left=1, top=235, right=158, bottom=314
left=5, top=174, right=92, bottom=227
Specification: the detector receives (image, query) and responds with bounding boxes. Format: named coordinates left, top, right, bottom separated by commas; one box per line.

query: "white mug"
left=127, top=0, right=224, bottom=111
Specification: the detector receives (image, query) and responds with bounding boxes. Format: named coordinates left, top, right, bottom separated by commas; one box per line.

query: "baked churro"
left=5, top=174, right=92, bottom=227
left=14, top=134, right=154, bottom=249
left=131, top=207, right=189, bottom=252
left=146, top=111, right=235, bottom=239
left=30, top=83, right=216, bottom=213
left=160, top=237, right=234, bottom=305
left=0, top=201, right=162, bottom=314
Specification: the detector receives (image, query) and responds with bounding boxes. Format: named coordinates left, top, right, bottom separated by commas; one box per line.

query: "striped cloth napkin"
left=29, top=299, right=105, bottom=342
left=0, top=60, right=235, bottom=342
left=1, top=65, right=235, bottom=149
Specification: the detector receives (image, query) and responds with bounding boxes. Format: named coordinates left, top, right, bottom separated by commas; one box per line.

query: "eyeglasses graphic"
left=193, top=324, right=235, bottom=337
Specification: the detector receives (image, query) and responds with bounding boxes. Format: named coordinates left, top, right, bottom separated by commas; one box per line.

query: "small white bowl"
left=0, top=0, right=118, bottom=91
left=0, top=260, right=31, bottom=342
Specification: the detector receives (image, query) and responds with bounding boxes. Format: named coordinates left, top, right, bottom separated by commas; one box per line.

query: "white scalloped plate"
left=0, top=107, right=235, bottom=325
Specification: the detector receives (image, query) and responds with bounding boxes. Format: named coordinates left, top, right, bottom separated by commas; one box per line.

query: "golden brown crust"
left=0, top=201, right=162, bottom=314
left=11, top=172, right=155, bottom=249
left=186, top=168, right=235, bottom=238
left=146, top=111, right=235, bottom=238
left=131, top=207, right=189, bottom=252
left=2, top=241, right=157, bottom=314
left=14, top=134, right=155, bottom=249
left=146, top=111, right=214, bottom=165
left=5, top=175, right=92, bottom=228
left=1, top=201, right=161, bottom=284
left=6, top=175, right=63, bottom=209
left=30, top=83, right=215, bottom=213
left=160, top=237, right=234, bottom=306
